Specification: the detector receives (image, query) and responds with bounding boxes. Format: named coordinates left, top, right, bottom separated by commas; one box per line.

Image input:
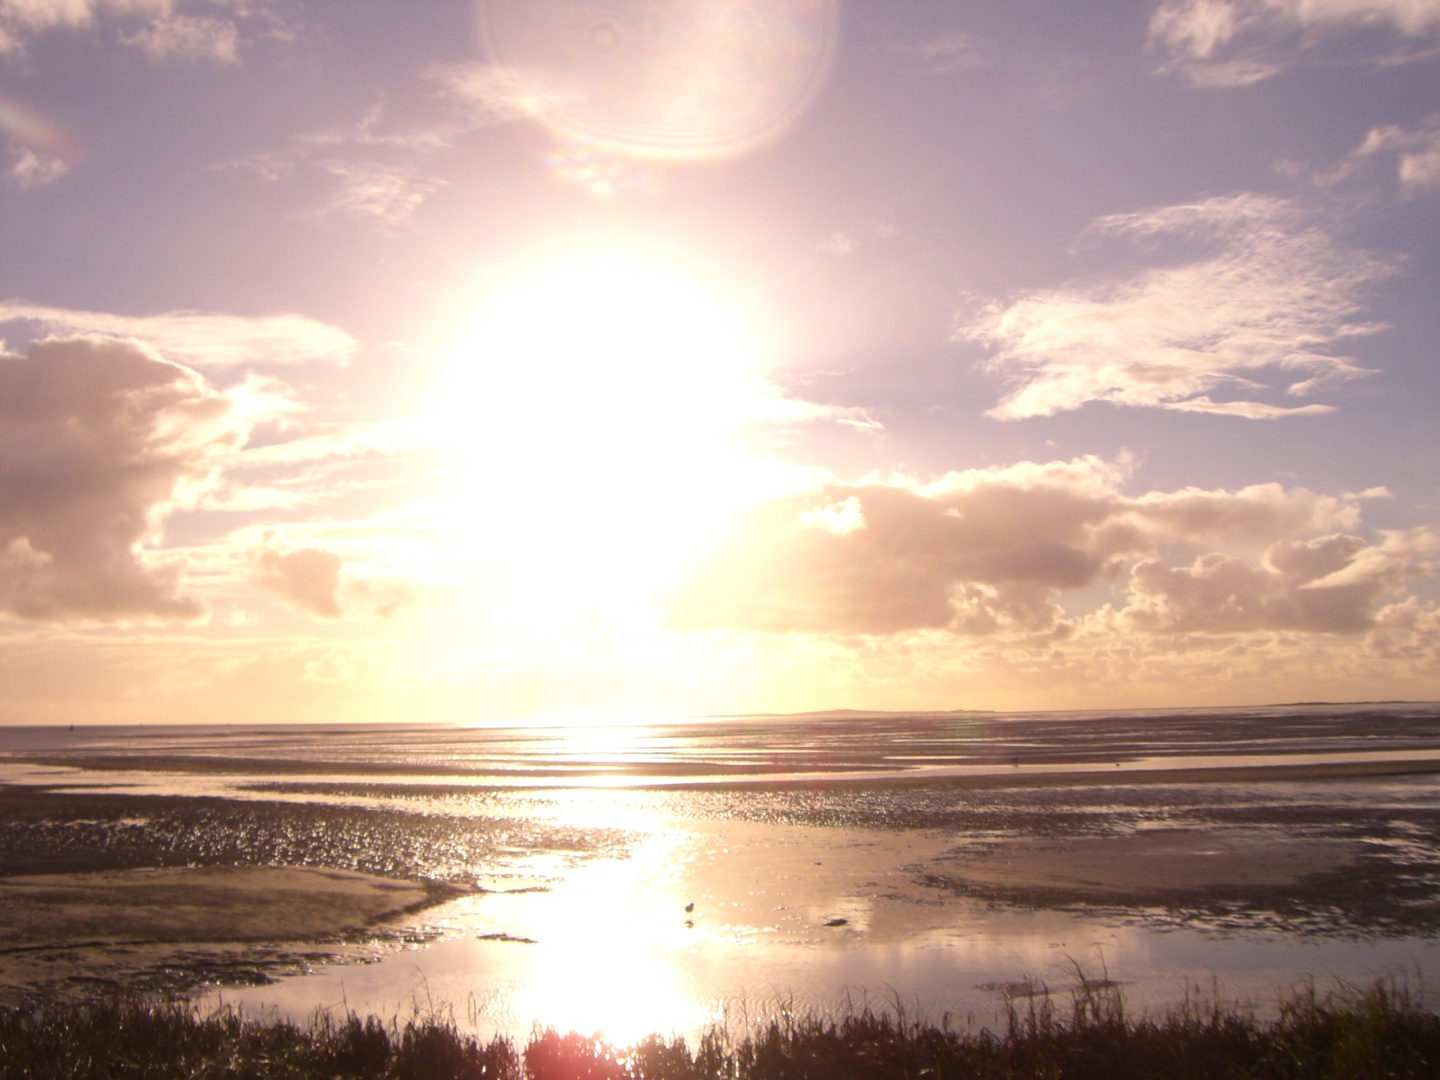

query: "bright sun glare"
left=436, top=254, right=768, bottom=626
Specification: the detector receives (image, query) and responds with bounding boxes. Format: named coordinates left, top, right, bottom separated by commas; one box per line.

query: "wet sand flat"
left=926, top=828, right=1364, bottom=895
left=0, top=866, right=443, bottom=1005
left=2, top=707, right=1439, bottom=1019
left=0, top=866, right=430, bottom=949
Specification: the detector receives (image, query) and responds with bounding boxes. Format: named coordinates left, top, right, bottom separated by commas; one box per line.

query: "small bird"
left=684, top=902, right=695, bottom=913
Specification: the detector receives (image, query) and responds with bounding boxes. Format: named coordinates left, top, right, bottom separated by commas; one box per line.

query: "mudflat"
left=3, top=708, right=1439, bottom=1010
left=0, top=866, right=444, bottom=1005
left=926, top=828, right=1363, bottom=895
left=0, top=866, right=429, bottom=949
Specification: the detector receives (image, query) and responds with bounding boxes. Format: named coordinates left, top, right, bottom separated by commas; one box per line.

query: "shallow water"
left=3, top=704, right=1440, bottom=1043
left=215, top=813, right=1440, bottom=1045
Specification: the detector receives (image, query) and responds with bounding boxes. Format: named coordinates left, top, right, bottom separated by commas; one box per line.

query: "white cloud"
left=0, top=0, right=289, bottom=62
left=217, top=99, right=473, bottom=229
left=122, top=12, right=239, bottom=63
left=226, top=418, right=429, bottom=470
left=0, top=335, right=261, bottom=622
left=663, top=456, right=1394, bottom=638
left=889, top=31, right=987, bottom=74
left=202, top=417, right=434, bottom=514
left=1152, top=0, right=1241, bottom=60
left=313, top=160, right=448, bottom=230
left=801, top=497, right=866, bottom=536
left=1355, top=113, right=1440, bottom=191
left=1150, top=0, right=1440, bottom=85
left=1277, top=0, right=1440, bottom=35
left=957, top=194, right=1390, bottom=419
left=1, top=95, right=79, bottom=188
left=430, top=62, right=555, bottom=126
left=0, top=0, right=124, bottom=33
left=0, top=300, right=357, bottom=368
left=9, top=145, right=67, bottom=187
left=818, top=232, right=858, bottom=255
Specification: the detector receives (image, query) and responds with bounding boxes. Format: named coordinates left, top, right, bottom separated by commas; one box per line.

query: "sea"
left=2, top=703, right=1440, bottom=1045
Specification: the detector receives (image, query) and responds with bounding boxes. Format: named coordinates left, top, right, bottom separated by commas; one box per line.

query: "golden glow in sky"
left=3, top=1, right=1438, bottom=722
left=434, top=254, right=775, bottom=628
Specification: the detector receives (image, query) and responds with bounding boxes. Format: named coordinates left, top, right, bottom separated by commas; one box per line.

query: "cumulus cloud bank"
left=0, top=336, right=256, bottom=622
left=663, top=457, right=1430, bottom=642
left=1149, top=0, right=1440, bottom=86
left=958, top=194, right=1389, bottom=420
left=1119, top=527, right=1439, bottom=634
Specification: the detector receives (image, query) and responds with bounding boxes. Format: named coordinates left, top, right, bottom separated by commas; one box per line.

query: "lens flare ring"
left=477, top=0, right=840, bottom=160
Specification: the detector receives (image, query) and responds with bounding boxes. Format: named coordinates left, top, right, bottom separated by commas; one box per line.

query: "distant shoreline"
left=9, top=748, right=1440, bottom=793
left=4, top=699, right=1439, bottom=732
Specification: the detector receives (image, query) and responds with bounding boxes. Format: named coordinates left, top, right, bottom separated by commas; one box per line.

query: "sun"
left=434, top=252, right=768, bottom=626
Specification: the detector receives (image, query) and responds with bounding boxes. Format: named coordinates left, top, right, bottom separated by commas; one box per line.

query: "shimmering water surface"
left=3, top=704, right=1440, bottom=1043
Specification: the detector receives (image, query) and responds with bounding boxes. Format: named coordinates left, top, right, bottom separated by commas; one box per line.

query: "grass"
left=2, top=977, right=1438, bottom=1080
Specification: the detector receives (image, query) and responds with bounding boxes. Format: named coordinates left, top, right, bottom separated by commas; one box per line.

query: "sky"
left=0, top=0, right=1437, bottom=725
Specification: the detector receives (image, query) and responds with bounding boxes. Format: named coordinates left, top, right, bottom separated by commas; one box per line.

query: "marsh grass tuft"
left=1, top=977, right=1437, bottom=1080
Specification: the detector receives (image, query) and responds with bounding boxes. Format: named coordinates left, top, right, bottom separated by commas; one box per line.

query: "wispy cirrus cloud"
left=1149, top=0, right=1440, bottom=86
left=309, top=159, right=449, bottom=230
left=0, top=300, right=356, bottom=368
left=429, top=62, right=562, bottom=125
left=217, top=90, right=495, bottom=229
left=204, top=417, right=436, bottom=514
left=219, top=59, right=602, bottom=225
left=887, top=30, right=988, bottom=75
left=957, top=193, right=1391, bottom=420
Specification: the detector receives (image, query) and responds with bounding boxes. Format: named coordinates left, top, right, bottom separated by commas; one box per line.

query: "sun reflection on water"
left=493, top=824, right=716, bottom=1045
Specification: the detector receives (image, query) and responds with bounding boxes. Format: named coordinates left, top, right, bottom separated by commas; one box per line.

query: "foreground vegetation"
left=2, top=978, right=1438, bottom=1080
